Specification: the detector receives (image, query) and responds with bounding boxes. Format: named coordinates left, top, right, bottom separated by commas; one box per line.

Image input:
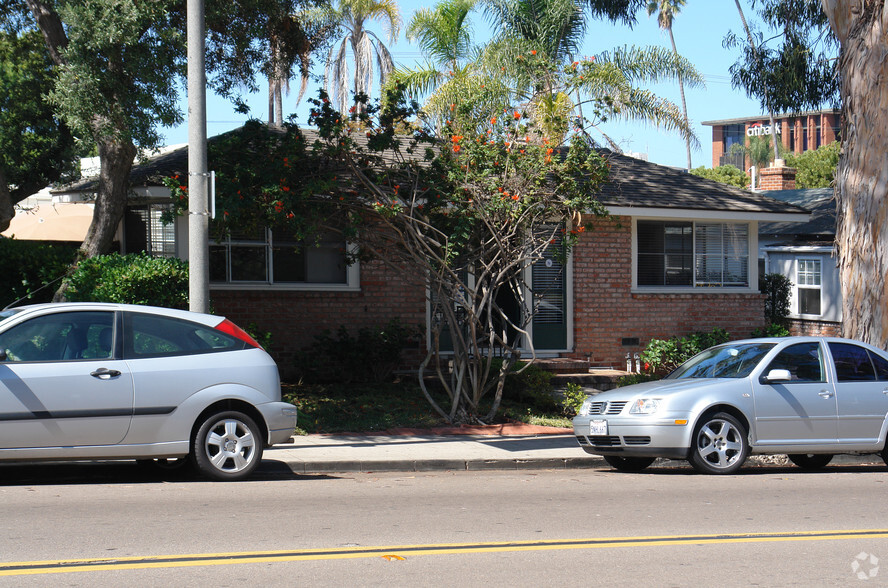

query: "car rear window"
left=125, top=313, right=246, bottom=358
left=829, top=342, right=877, bottom=382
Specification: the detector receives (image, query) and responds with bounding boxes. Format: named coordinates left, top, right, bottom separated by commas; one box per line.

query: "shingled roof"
left=596, top=150, right=808, bottom=216
left=758, top=188, right=835, bottom=238
left=53, top=126, right=808, bottom=219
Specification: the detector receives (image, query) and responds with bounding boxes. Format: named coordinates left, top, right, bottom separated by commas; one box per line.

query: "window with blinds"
left=637, top=220, right=749, bottom=288
left=209, top=227, right=348, bottom=285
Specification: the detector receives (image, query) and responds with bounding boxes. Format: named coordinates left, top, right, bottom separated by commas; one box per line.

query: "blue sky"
left=163, top=1, right=768, bottom=170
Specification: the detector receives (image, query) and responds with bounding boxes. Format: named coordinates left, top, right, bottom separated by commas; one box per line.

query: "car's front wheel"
left=192, top=411, right=263, bottom=481
left=603, top=455, right=655, bottom=472
left=787, top=453, right=833, bottom=470
left=688, top=412, right=749, bottom=474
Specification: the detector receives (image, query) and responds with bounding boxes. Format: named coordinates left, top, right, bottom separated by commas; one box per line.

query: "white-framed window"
left=797, top=258, right=822, bottom=315
left=209, top=227, right=358, bottom=289
left=636, top=220, right=750, bottom=288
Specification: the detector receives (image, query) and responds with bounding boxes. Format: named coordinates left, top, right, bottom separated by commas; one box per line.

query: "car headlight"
left=578, top=398, right=594, bottom=416
left=629, top=398, right=661, bottom=414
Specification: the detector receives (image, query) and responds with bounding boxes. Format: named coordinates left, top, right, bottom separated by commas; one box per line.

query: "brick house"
left=702, top=109, right=841, bottom=171
left=52, top=129, right=809, bottom=378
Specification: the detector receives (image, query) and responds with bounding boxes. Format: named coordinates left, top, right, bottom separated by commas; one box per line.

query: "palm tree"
left=324, top=0, right=402, bottom=115
left=386, top=0, right=510, bottom=130
left=646, top=0, right=691, bottom=170
left=482, top=0, right=703, bottom=148
left=266, top=8, right=339, bottom=127
left=733, top=0, right=780, bottom=165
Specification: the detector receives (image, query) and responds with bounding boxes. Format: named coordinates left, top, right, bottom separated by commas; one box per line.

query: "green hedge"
left=65, top=253, right=189, bottom=309
left=0, top=237, right=77, bottom=308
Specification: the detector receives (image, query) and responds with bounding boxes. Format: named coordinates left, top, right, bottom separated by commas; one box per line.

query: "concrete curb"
left=270, top=453, right=885, bottom=475
left=276, top=457, right=604, bottom=474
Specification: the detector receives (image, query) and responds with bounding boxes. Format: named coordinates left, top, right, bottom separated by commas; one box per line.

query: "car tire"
left=192, top=411, right=263, bottom=481
left=688, top=412, right=749, bottom=475
left=787, top=453, right=833, bottom=470
left=603, top=455, right=655, bottom=472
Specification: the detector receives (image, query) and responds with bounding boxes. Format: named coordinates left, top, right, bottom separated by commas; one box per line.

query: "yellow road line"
left=3, top=529, right=888, bottom=576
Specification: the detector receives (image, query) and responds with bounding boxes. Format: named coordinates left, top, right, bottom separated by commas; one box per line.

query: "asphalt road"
left=1, top=461, right=887, bottom=586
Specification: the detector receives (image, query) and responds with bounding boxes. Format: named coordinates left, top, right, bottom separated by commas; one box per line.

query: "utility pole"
left=187, top=0, right=210, bottom=313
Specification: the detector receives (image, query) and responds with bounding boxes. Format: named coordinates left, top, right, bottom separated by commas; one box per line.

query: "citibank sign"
left=746, top=122, right=781, bottom=137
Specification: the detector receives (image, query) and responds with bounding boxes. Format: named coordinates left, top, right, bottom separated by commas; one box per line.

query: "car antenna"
left=2, top=273, right=66, bottom=311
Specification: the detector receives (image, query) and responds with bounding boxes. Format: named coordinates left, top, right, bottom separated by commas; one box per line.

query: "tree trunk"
left=822, top=1, right=888, bottom=347
left=24, top=0, right=67, bottom=66
left=54, top=137, right=136, bottom=301
left=0, top=167, right=14, bottom=233
left=668, top=28, right=692, bottom=171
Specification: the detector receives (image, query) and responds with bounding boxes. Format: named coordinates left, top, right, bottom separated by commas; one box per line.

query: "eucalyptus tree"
left=323, top=0, right=402, bottom=115
left=646, top=0, right=691, bottom=170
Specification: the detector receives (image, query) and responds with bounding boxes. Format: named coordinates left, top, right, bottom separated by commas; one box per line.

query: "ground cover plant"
left=283, top=377, right=577, bottom=434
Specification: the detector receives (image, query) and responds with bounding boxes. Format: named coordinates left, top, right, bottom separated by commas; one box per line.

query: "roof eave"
left=604, top=205, right=811, bottom=223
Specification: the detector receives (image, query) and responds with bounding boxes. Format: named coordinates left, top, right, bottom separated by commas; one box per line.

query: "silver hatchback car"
left=573, top=337, right=888, bottom=474
left=0, top=303, right=297, bottom=480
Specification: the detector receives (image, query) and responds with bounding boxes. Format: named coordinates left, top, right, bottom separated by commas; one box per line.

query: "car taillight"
left=215, top=318, right=263, bottom=349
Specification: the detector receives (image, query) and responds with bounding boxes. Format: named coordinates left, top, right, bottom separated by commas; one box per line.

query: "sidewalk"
left=263, top=426, right=886, bottom=474
left=265, top=424, right=600, bottom=474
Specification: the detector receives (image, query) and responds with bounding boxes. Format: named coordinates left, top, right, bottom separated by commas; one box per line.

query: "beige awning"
left=1, top=202, right=94, bottom=242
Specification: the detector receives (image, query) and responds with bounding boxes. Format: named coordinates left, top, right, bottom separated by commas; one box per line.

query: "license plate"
left=589, top=419, right=607, bottom=436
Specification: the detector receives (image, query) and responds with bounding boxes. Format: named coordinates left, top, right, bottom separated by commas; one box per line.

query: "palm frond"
left=594, top=44, right=704, bottom=88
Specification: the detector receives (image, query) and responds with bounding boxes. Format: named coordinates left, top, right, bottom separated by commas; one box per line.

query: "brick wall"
left=788, top=318, right=842, bottom=338
left=212, top=216, right=769, bottom=378
left=211, top=258, right=426, bottom=379
left=759, top=164, right=797, bottom=191
left=570, top=217, right=766, bottom=367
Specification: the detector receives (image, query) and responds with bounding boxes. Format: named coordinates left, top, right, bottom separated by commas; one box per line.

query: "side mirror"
left=761, top=368, right=791, bottom=384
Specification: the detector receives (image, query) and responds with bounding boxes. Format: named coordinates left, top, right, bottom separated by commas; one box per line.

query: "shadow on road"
left=0, top=459, right=338, bottom=486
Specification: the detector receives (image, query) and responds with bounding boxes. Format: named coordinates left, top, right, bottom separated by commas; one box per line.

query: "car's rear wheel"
left=787, top=453, right=833, bottom=470
left=603, top=455, right=655, bottom=472
left=192, top=411, right=263, bottom=481
left=688, top=412, right=749, bottom=474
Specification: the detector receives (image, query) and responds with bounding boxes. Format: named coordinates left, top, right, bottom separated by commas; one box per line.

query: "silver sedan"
left=0, top=303, right=297, bottom=480
left=573, top=337, right=888, bottom=474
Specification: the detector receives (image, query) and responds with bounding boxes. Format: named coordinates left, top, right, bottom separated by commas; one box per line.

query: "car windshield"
left=666, top=342, right=777, bottom=380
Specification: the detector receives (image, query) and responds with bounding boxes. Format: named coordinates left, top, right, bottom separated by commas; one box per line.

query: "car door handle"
left=90, top=368, right=121, bottom=379
left=818, top=390, right=834, bottom=399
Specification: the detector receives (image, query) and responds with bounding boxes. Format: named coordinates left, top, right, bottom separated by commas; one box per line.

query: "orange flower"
left=513, top=111, right=521, bottom=120
left=531, top=50, right=537, bottom=55
left=490, top=117, right=497, bottom=125
left=453, top=145, right=461, bottom=153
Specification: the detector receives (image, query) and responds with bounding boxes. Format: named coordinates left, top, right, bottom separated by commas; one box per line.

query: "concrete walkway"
left=263, top=426, right=886, bottom=474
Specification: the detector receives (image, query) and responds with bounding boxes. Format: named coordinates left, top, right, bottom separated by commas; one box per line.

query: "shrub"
left=295, top=319, right=419, bottom=384
left=65, top=253, right=189, bottom=309
left=502, top=361, right=555, bottom=411
left=751, top=323, right=790, bottom=338
left=641, top=328, right=731, bottom=376
left=760, top=272, right=792, bottom=326
left=0, top=237, right=77, bottom=308
left=561, top=382, right=588, bottom=416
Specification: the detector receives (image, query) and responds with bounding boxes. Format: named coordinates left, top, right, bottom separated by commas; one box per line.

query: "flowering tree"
left=169, top=62, right=610, bottom=423
left=305, top=73, right=610, bottom=423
